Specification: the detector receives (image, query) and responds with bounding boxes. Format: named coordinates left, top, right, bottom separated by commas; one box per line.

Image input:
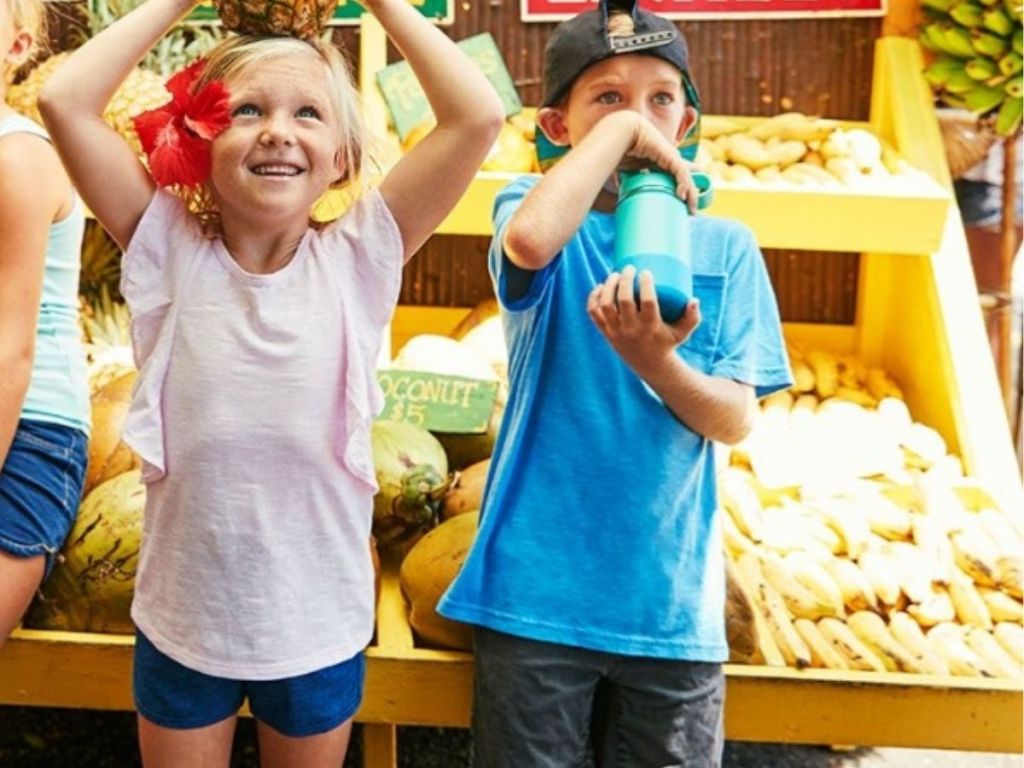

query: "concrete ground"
left=0, top=707, right=1019, bottom=767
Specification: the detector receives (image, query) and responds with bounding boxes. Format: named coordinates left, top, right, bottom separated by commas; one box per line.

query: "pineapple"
left=80, top=220, right=123, bottom=306
left=80, top=285, right=135, bottom=395
left=214, top=0, right=337, bottom=40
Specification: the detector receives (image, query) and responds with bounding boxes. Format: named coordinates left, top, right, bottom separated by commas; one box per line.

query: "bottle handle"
left=692, top=171, right=714, bottom=211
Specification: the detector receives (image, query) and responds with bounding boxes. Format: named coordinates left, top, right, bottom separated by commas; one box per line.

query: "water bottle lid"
left=618, top=169, right=677, bottom=200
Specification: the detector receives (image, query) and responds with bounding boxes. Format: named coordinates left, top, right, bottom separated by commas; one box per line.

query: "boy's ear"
left=537, top=107, right=571, bottom=147
left=4, top=31, right=34, bottom=69
left=674, top=105, right=699, bottom=145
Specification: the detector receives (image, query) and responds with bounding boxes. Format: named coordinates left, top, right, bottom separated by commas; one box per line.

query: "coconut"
left=85, top=371, right=140, bottom=494
left=24, top=469, right=145, bottom=634
left=399, top=512, right=478, bottom=650
left=435, top=402, right=503, bottom=470
left=390, top=334, right=498, bottom=382
left=371, top=420, right=450, bottom=555
left=441, top=459, right=490, bottom=521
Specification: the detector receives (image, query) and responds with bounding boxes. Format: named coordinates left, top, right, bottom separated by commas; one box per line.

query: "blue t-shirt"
left=438, top=175, right=792, bottom=660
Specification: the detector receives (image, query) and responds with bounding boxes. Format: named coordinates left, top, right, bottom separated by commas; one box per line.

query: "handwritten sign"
left=376, top=33, right=523, bottom=140
left=520, top=0, right=885, bottom=21
left=184, top=0, right=453, bottom=25
left=376, top=370, right=499, bottom=433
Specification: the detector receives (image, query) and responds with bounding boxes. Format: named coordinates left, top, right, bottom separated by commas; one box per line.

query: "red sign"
left=521, top=0, right=885, bottom=21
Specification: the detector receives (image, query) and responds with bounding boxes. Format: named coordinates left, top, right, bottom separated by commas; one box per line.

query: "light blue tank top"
left=0, top=115, right=90, bottom=435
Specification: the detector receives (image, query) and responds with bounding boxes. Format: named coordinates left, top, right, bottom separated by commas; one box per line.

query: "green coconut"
left=371, top=420, right=450, bottom=555
left=24, top=469, right=145, bottom=634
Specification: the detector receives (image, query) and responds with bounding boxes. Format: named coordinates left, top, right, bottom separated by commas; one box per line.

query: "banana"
left=997, top=554, right=1023, bottom=598
left=943, top=23, right=984, bottom=58
left=835, top=354, right=866, bottom=389
left=761, top=552, right=838, bottom=620
left=995, top=93, right=1023, bottom=135
left=823, top=557, right=879, bottom=612
left=754, top=165, right=786, bottom=184
left=787, top=162, right=841, bottom=186
left=804, top=350, right=838, bottom=398
left=975, top=507, right=1024, bottom=558
left=719, top=468, right=765, bottom=542
left=964, top=628, right=1022, bottom=679
left=950, top=526, right=1001, bottom=587
left=907, top=584, right=958, bottom=627
left=846, top=611, right=926, bottom=673
left=964, top=82, right=1008, bottom=113
left=764, top=140, right=808, bottom=168
left=915, top=474, right=968, bottom=531
left=862, top=493, right=914, bottom=540
left=747, top=112, right=808, bottom=141
left=993, top=622, right=1024, bottom=663
left=1006, top=74, right=1023, bottom=97
left=945, top=67, right=984, bottom=95
left=825, top=156, right=862, bottom=186
left=947, top=568, right=995, bottom=628
left=927, top=624, right=993, bottom=677
left=888, top=612, right=951, bottom=675
left=726, top=134, right=776, bottom=170
left=972, top=29, right=1011, bottom=59
left=814, top=498, right=871, bottom=559
left=981, top=6, right=1015, bottom=35
left=911, top=513, right=955, bottom=585
left=698, top=115, right=744, bottom=139
left=923, top=0, right=962, bottom=12
left=950, top=1, right=988, bottom=26
left=784, top=552, right=847, bottom=617
left=780, top=165, right=823, bottom=187
left=794, top=617, right=850, bottom=670
left=723, top=163, right=756, bottom=182
left=885, top=541, right=935, bottom=604
left=791, top=359, right=815, bottom=393
left=976, top=586, right=1024, bottom=622
left=737, top=552, right=813, bottom=668
left=817, top=617, right=887, bottom=672
left=857, top=548, right=903, bottom=607
left=722, top=509, right=757, bottom=558
left=1015, top=26, right=1024, bottom=55
left=866, top=368, right=904, bottom=401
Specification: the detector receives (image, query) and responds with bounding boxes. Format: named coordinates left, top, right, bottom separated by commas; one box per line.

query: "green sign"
left=376, top=370, right=498, bottom=433
left=186, top=0, right=453, bottom=25
left=376, top=33, right=522, bottom=140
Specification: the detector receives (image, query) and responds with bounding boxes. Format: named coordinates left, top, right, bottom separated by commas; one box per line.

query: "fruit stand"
left=2, top=8, right=1023, bottom=768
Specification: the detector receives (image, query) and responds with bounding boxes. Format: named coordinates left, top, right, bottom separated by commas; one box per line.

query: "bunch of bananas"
left=920, top=0, right=1024, bottom=136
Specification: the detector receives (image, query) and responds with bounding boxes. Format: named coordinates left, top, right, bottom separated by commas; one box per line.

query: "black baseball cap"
left=541, top=0, right=699, bottom=110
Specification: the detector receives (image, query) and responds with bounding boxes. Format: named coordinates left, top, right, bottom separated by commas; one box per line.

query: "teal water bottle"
left=614, top=169, right=693, bottom=323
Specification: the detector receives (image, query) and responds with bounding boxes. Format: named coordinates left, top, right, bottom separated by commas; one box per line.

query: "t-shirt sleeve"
left=710, top=224, right=793, bottom=398
left=119, top=190, right=203, bottom=366
left=489, top=175, right=559, bottom=312
left=320, top=187, right=404, bottom=330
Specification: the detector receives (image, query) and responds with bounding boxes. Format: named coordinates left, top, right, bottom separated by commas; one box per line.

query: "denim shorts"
left=133, top=631, right=366, bottom=737
left=0, top=419, right=88, bottom=578
left=472, top=626, right=725, bottom=768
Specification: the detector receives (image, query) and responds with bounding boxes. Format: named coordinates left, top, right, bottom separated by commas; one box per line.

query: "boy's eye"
left=233, top=103, right=260, bottom=117
left=596, top=91, right=621, bottom=105
left=296, top=106, right=322, bottom=119
left=652, top=92, right=675, bottom=106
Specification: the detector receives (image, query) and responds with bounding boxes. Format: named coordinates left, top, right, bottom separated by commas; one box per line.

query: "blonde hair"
left=3, top=0, right=47, bottom=79
left=187, top=34, right=370, bottom=226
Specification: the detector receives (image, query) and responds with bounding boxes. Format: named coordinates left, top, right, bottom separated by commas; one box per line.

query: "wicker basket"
left=937, top=108, right=1000, bottom=179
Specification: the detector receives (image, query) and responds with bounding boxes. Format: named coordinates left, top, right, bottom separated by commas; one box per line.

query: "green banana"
left=1004, top=0, right=1023, bottom=17
left=1013, top=27, right=1023, bottom=55
left=940, top=91, right=970, bottom=108
left=1000, top=51, right=1024, bottom=75
left=986, top=72, right=1011, bottom=86
left=964, top=82, right=1008, bottom=111
left=994, top=92, right=1023, bottom=134
left=946, top=68, right=982, bottom=92
left=945, top=23, right=986, bottom=57
left=950, top=1, right=986, bottom=26
left=1006, top=74, right=1024, bottom=96
left=922, top=0, right=962, bottom=11
left=982, top=7, right=1016, bottom=34
left=967, top=56, right=1001, bottom=78
left=925, top=56, right=966, bottom=86
left=919, top=30, right=941, bottom=53
left=972, top=29, right=1011, bottom=58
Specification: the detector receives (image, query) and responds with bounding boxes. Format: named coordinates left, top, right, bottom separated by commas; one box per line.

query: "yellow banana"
left=813, top=497, right=871, bottom=559
left=791, top=359, right=815, bottom=393
left=719, top=468, right=765, bottom=542
left=856, top=548, right=902, bottom=607
left=911, top=514, right=955, bottom=585
left=964, top=628, right=1022, bottom=680
left=722, top=163, right=756, bottom=183
left=976, top=587, right=1024, bottom=623
left=901, top=423, right=947, bottom=469
left=721, top=510, right=757, bottom=559
left=699, top=115, right=744, bottom=139
left=975, top=507, right=1024, bottom=557
left=861, top=493, right=913, bottom=541
left=866, top=368, right=904, bottom=401
left=888, top=612, right=950, bottom=675
left=906, top=585, right=957, bottom=627
left=761, top=390, right=794, bottom=411
left=822, top=557, right=879, bottom=612
left=764, top=139, right=807, bottom=168
left=885, top=541, right=934, bottom=604
left=788, top=161, right=841, bottom=186
left=926, top=624, right=993, bottom=677
left=793, top=617, right=849, bottom=670
left=993, top=622, right=1024, bottom=664
left=947, top=568, right=994, bottom=629
left=754, top=165, right=786, bottom=184
left=726, top=134, right=775, bottom=170
left=950, top=527, right=1001, bottom=588
left=748, top=112, right=811, bottom=141
left=816, top=617, right=886, bottom=672
left=805, top=351, right=839, bottom=399
left=761, top=552, right=838, bottom=620
left=846, top=611, right=927, bottom=673
left=996, top=554, right=1023, bottom=599
left=784, top=552, right=847, bottom=617
left=737, top=552, right=812, bottom=668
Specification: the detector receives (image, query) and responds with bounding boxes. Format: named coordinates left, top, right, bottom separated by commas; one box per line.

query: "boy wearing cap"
left=438, top=1, right=791, bottom=765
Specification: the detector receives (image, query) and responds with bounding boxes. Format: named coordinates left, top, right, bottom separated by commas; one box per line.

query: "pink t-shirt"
left=120, top=189, right=402, bottom=679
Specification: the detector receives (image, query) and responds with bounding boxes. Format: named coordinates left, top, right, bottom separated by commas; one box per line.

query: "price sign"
left=376, top=370, right=499, bottom=433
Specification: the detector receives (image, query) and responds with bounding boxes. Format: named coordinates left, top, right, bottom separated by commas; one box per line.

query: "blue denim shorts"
left=133, top=631, right=366, bottom=737
left=0, top=419, right=88, bottom=578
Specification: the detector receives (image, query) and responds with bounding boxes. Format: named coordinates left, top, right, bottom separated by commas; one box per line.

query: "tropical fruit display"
left=919, top=0, right=1024, bottom=136
left=80, top=284, right=135, bottom=396
left=400, top=109, right=539, bottom=174
left=213, top=0, right=337, bottom=40
left=24, top=470, right=145, bottom=634
left=693, top=113, right=942, bottom=192
left=85, top=371, right=141, bottom=495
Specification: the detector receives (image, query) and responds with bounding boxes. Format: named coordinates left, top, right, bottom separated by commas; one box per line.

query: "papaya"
left=441, top=459, right=490, bottom=520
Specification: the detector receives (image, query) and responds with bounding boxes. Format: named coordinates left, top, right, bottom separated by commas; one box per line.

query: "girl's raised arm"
left=38, top=0, right=197, bottom=249
left=366, top=0, right=503, bottom=260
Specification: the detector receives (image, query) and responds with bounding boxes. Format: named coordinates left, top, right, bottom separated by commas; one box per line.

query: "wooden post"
left=997, top=133, right=1021, bottom=419
left=882, top=0, right=923, bottom=37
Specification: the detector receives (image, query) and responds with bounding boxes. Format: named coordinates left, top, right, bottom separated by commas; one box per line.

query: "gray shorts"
left=471, top=626, right=724, bottom=768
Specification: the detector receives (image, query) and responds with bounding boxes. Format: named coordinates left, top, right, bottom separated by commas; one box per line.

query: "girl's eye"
left=233, top=103, right=260, bottom=117
left=596, top=91, right=621, bottom=105
left=296, top=106, right=321, bottom=119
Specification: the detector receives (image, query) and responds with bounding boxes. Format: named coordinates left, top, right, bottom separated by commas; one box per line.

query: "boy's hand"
left=587, top=267, right=701, bottom=376
left=623, top=116, right=700, bottom=214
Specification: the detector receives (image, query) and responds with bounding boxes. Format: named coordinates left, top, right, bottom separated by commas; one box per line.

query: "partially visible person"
left=0, top=0, right=89, bottom=650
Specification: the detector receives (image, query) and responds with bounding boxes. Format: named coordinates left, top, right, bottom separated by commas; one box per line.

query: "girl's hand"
left=623, top=116, right=699, bottom=214
left=587, top=267, right=701, bottom=377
